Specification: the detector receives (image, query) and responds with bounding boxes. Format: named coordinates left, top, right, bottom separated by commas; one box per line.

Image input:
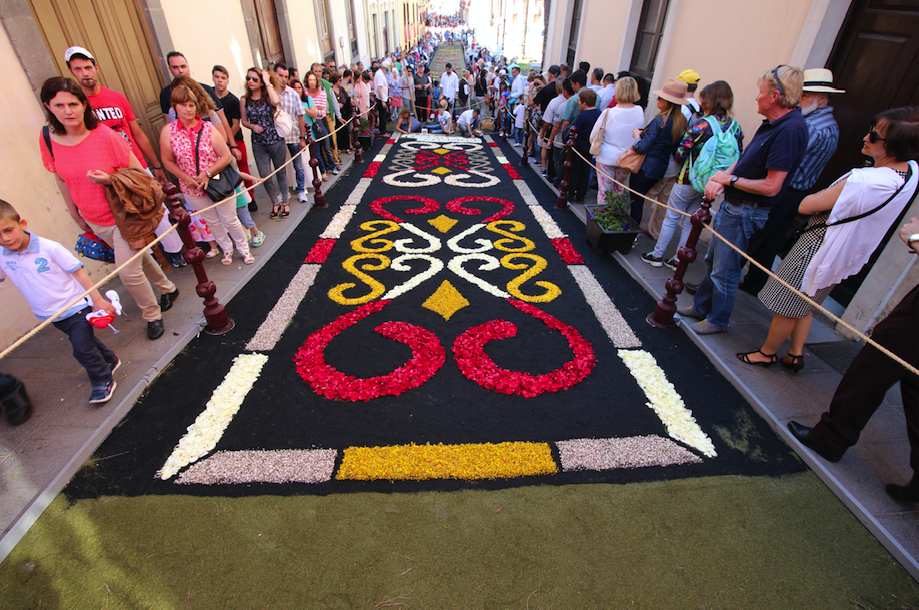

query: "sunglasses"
left=246, top=75, right=261, bottom=82
left=772, top=64, right=787, bottom=97
left=868, top=129, right=886, bottom=143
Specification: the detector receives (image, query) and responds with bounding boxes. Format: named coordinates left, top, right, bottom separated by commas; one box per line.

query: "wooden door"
left=821, top=0, right=919, bottom=304
left=29, top=0, right=165, bottom=157
left=317, top=0, right=334, bottom=62
left=249, top=0, right=285, bottom=67
left=629, top=0, right=671, bottom=79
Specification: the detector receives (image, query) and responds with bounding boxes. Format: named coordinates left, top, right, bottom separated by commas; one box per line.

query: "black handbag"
left=194, top=126, right=242, bottom=203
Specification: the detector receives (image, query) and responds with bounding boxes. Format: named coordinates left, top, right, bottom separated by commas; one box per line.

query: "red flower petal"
left=304, top=239, right=336, bottom=263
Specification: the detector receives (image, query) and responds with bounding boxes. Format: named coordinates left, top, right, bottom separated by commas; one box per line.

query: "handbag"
left=589, top=109, right=609, bottom=156
left=195, top=126, right=243, bottom=203
left=273, top=106, right=294, bottom=139
left=74, top=232, right=115, bottom=263
left=616, top=147, right=646, bottom=173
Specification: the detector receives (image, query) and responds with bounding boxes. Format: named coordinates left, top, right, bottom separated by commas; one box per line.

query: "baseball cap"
left=547, top=65, right=561, bottom=76
left=677, top=69, right=700, bottom=85
left=64, top=46, right=94, bottom=63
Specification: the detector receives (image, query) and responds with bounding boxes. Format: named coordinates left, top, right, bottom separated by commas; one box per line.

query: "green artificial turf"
left=3, top=472, right=917, bottom=609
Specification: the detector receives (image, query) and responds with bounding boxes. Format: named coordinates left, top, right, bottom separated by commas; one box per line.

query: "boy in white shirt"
left=513, top=103, right=526, bottom=146
left=0, top=200, right=119, bottom=405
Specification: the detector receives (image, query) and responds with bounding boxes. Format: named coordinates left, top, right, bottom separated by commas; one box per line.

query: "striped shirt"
left=789, top=105, right=839, bottom=191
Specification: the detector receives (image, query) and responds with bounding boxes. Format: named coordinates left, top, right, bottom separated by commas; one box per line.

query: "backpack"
left=689, top=116, right=740, bottom=193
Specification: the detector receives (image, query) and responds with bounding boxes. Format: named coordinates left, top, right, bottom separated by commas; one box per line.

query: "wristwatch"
left=730, top=175, right=739, bottom=186
left=909, top=233, right=919, bottom=250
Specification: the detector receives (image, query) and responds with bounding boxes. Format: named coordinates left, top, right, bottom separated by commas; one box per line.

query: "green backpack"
left=689, top=116, right=740, bottom=193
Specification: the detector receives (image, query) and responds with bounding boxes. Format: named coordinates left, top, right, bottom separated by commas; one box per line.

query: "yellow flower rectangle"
left=336, top=442, right=558, bottom=481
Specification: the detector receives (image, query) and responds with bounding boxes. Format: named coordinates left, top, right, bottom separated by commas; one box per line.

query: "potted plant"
left=357, top=118, right=376, bottom=151
left=584, top=190, right=643, bottom=254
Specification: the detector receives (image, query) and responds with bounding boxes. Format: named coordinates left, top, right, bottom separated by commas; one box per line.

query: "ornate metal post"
left=646, top=196, right=714, bottom=328
left=163, top=184, right=235, bottom=335
left=351, top=116, right=363, bottom=163
left=556, top=125, right=576, bottom=210
left=307, top=124, right=327, bottom=209
left=520, top=105, right=531, bottom=166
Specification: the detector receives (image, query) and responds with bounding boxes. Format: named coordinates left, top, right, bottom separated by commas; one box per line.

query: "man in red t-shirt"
left=65, top=46, right=167, bottom=185
left=65, top=46, right=186, bottom=268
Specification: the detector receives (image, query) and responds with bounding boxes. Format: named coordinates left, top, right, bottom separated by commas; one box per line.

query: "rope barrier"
left=0, top=104, right=374, bottom=362
left=562, top=144, right=919, bottom=377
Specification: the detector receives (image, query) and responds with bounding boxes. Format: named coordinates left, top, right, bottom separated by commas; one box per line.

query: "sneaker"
left=640, top=252, right=663, bottom=267
left=676, top=306, right=703, bottom=320
left=276, top=194, right=283, bottom=204
left=168, top=252, right=186, bottom=268
left=251, top=231, right=265, bottom=248
left=690, top=320, right=726, bottom=335
left=663, top=257, right=679, bottom=271
left=89, top=380, right=117, bottom=404
left=298, top=191, right=309, bottom=203
left=108, top=357, right=121, bottom=376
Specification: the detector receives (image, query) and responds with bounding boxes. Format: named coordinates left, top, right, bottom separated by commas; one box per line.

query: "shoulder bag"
left=274, top=105, right=294, bottom=139
left=195, top=125, right=242, bottom=203
left=589, top=109, right=608, bottom=157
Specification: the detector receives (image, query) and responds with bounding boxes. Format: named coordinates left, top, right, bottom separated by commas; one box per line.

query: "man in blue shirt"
left=742, top=68, right=844, bottom=294
left=680, top=65, right=808, bottom=334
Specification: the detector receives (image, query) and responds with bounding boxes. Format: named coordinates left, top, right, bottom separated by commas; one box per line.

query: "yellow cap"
left=678, top=69, right=700, bottom=84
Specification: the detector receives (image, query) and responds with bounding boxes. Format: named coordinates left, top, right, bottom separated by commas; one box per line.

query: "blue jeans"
left=286, top=143, right=306, bottom=194
left=691, top=201, right=769, bottom=329
left=514, top=126, right=524, bottom=144
left=53, top=307, right=116, bottom=387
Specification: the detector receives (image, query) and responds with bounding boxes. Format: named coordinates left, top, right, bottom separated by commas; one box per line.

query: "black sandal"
left=280, top=203, right=290, bottom=219
left=781, top=353, right=805, bottom=373
left=270, top=203, right=281, bottom=219
left=736, top=349, right=778, bottom=368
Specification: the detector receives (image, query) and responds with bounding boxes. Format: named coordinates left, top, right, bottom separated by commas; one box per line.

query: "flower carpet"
left=65, top=135, right=803, bottom=500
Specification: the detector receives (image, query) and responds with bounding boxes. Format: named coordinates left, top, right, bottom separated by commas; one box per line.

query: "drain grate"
left=807, top=341, right=863, bottom=375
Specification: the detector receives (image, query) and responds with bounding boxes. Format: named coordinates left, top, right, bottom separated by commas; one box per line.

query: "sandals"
left=205, top=247, right=219, bottom=259
left=736, top=349, right=778, bottom=368
left=270, top=203, right=281, bottom=219
left=781, top=354, right=805, bottom=373
left=221, top=250, right=234, bottom=265
left=280, top=203, right=290, bottom=219
left=242, top=252, right=255, bottom=265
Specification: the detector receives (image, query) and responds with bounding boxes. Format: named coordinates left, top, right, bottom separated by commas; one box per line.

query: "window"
left=566, top=0, right=583, bottom=67
left=345, top=0, right=358, bottom=58
left=629, top=0, right=671, bottom=78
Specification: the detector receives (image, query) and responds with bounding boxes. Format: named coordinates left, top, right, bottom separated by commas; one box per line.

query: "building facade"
left=0, top=0, right=428, bottom=348
left=542, top=0, right=919, bottom=337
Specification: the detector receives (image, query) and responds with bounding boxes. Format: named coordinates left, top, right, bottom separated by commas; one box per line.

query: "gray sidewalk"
left=512, top=144, right=919, bottom=579
left=0, top=155, right=355, bottom=561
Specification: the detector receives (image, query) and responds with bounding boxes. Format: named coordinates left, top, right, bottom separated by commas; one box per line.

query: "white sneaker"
left=276, top=194, right=283, bottom=204
left=298, top=191, right=308, bottom=203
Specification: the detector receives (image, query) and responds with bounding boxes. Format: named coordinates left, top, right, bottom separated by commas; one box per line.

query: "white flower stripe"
left=383, top=169, right=443, bottom=187
left=447, top=253, right=511, bottom=298
left=246, top=265, right=321, bottom=351
left=526, top=205, right=567, bottom=239
left=443, top=171, right=502, bottom=187
left=618, top=349, right=717, bottom=458
left=177, top=449, right=338, bottom=485
left=373, top=154, right=387, bottom=162
left=319, top=205, right=358, bottom=239
left=381, top=254, right=445, bottom=300
left=400, top=134, right=480, bottom=144
left=567, top=265, right=641, bottom=349
left=495, top=156, right=508, bottom=164
left=158, top=353, right=270, bottom=479
left=343, top=178, right=373, bottom=207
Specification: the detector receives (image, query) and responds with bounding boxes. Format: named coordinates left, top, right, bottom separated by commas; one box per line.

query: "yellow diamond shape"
left=433, top=148, right=451, bottom=154
left=431, top=166, right=452, bottom=175
left=428, top=214, right=459, bottom=234
left=422, top=280, right=470, bottom=320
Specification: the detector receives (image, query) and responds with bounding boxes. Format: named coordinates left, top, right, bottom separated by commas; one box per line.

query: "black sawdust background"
left=65, top=136, right=803, bottom=500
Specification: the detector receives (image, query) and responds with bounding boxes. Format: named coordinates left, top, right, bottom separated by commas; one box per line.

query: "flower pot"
left=584, top=204, right=642, bottom=254
left=358, top=135, right=373, bottom=151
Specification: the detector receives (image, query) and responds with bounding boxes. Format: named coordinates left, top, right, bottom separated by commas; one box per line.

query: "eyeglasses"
left=868, top=129, right=886, bottom=143
left=772, top=64, right=787, bottom=97
left=246, top=76, right=260, bottom=82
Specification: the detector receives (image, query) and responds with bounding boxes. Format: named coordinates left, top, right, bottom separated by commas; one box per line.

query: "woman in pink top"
left=160, top=82, right=252, bottom=266
left=39, top=77, right=176, bottom=340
